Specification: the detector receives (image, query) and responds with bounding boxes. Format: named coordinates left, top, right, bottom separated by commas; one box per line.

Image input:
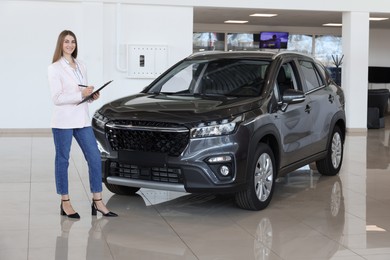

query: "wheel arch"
left=316, top=113, right=346, bottom=176
left=329, top=111, right=346, bottom=144
left=247, top=124, right=281, bottom=178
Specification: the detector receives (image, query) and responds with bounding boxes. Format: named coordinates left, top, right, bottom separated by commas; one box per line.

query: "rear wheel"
left=235, top=143, right=276, bottom=210
left=316, top=125, right=343, bottom=176
left=104, top=182, right=140, bottom=195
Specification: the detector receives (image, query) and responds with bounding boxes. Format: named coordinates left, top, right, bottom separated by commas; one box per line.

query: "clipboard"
left=77, top=80, right=113, bottom=105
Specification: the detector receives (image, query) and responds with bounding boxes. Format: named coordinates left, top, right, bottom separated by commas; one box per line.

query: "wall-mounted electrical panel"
left=127, top=45, right=168, bottom=78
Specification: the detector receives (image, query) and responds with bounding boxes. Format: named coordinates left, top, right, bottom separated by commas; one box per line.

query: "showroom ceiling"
left=194, top=7, right=390, bottom=29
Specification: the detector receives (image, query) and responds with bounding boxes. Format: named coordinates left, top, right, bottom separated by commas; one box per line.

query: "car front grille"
left=109, top=162, right=183, bottom=183
left=106, top=120, right=189, bottom=157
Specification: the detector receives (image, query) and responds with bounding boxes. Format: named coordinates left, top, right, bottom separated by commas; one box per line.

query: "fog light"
left=219, top=165, right=230, bottom=176
left=207, top=155, right=232, bottom=163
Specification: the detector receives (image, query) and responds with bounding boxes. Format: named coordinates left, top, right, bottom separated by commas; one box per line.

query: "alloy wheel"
left=254, top=153, right=274, bottom=202
left=331, top=132, right=342, bottom=169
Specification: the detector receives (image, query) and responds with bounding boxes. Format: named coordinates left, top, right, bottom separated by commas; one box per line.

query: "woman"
left=48, top=30, right=117, bottom=218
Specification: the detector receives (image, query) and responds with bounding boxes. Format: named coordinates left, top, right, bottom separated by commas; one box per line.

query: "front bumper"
left=101, top=157, right=247, bottom=193
left=94, top=125, right=251, bottom=193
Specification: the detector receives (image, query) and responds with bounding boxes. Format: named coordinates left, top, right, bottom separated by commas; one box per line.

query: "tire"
left=104, top=182, right=140, bottom=195
left=235, top=143, right=276, bottom=210
left=316, top=125, right=343, bottom=176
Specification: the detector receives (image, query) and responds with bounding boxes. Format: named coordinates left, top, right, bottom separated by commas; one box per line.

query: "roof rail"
left=272, top=50, right=313, bottom=60
left=188, top=51, right=225, bottom=58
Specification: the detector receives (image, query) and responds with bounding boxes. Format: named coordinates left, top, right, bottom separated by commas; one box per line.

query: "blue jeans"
left=52, top=127, right=102, bottom=195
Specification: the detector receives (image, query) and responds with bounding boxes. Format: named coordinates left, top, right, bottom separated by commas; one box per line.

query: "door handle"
left=305, top=104, right=311, bottom=113
left=328, top=94, right=334, bottom=103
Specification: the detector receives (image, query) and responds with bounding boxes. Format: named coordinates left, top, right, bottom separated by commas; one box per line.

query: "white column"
left=341, top=134, right=367, bottom=249
left=342, top=12, right=370, bottom=131
left=341, top=12, right=369, bottom=250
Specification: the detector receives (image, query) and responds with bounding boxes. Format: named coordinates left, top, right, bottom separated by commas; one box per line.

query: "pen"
left=78, top=84, right=88, bottom=88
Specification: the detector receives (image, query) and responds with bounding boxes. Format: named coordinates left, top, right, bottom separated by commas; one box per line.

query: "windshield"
left=148, top=59, right=270, bottom=97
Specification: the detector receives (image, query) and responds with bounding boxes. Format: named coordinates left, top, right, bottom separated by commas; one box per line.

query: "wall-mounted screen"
left=259, top=31, right=289, bottom=49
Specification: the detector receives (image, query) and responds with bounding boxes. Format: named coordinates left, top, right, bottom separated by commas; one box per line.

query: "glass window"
left=149, top=59, right=270, bottom=97
left=314, top=35, right=342, bottom=67
left=276, top=62, right=300, bottom=99
left=192, top=33, right=342, bottom=60
left=227, top=33, right=260, bottom=51
left=287, top=34, right=313, bottom=54
left=193, top=32, right=225, bottom=53
left=160, top=63, right=199, bottom=93
left=150, top=61, right=204, bottom=94
left=315, top=62, right=332, bottom=85
left=201, top=60, right=269, bottom=96
left=298, top=60, right=325, bottom=92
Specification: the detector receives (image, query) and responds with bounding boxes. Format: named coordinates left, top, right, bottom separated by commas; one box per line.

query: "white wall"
left=0, top=1, right=83, bottom=129
left=101, top=3, right=193, bottom=104
left=369, top=29, right=390, bottom=66
left=0, top=1, right=193, bottom=129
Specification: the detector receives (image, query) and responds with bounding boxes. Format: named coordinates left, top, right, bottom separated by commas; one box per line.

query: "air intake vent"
left=109, top=162, right=183, bottom=183
left=106, top=120, right=189, bottom=157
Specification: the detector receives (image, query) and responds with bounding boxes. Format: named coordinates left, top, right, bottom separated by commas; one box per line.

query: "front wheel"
left=235, top=143, right=276, bottom=211
left=316, top=125, right=344, bottom=176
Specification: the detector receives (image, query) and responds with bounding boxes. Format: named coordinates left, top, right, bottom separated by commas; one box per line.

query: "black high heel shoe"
left=91, top=198, right=118, bottom=217
left=60, top=199, right=80, bottom=219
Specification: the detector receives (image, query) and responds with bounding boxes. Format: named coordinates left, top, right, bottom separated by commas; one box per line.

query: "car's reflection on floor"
left=54, top=167, right=344, bottom=260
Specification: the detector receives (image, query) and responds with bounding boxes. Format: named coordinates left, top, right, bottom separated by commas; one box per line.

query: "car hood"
left=99, top=93, right=263, bottom=124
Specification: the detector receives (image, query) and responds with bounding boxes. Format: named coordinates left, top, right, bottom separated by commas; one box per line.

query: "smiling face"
left=52, top=30, right=78, bottom=63
left=62, top=34, right=76, bottom=57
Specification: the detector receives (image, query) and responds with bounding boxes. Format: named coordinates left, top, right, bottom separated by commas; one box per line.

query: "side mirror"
left=280, top=89, right=306, bottom=112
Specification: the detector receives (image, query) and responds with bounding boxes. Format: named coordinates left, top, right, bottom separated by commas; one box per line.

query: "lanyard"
left=63, top=57, right=84, bottom=84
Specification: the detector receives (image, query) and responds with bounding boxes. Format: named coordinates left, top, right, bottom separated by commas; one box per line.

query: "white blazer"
left=48, top=58, right=92, bottom=129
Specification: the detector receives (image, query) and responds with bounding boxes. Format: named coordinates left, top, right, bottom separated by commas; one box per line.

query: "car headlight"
left=190, top=116, right=242, bottom=138
left=93, top=111, right=109, bottom=129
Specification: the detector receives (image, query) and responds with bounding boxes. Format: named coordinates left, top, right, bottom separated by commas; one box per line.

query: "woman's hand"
left=92, top=92, right=100, bottom=100
left=82, top=86, right=94, bottom=98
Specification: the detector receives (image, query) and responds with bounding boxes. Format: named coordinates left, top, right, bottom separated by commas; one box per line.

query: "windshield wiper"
left=193, top=93, right=229, bottom=97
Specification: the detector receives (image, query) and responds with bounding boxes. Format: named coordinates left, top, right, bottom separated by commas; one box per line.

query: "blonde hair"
left=52, top=30, right=78, bottom=63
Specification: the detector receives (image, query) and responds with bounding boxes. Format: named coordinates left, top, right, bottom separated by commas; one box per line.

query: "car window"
left=316, top=62, right=332, bottom=85
left=298, top=60, right=325, bottom=92
left=275, top=62, right=299, bottom=99
left=160, top=64, right=197, bottom=93
left=200, top=60, right=269, bottom=96
left=150, top=61, right=205, bottom=94
left=148, top=59, right=270, bottom=97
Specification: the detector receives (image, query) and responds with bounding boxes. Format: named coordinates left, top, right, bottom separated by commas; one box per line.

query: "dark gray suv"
left=92, top=51, right=346, bottom=210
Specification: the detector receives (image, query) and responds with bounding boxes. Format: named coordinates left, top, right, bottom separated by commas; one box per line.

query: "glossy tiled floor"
left=1, top=120, right=390, bottom=260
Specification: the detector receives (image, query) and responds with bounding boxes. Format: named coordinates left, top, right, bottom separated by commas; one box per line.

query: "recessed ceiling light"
left=366, top=225, right=386, bottom=232
left=250, top=13, right=278, bottom=17
left=323, top=23, right=342, bottom=27
left=224, top=20, right=248, bottom=24
left=370, top=17, right=389, bottom=21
